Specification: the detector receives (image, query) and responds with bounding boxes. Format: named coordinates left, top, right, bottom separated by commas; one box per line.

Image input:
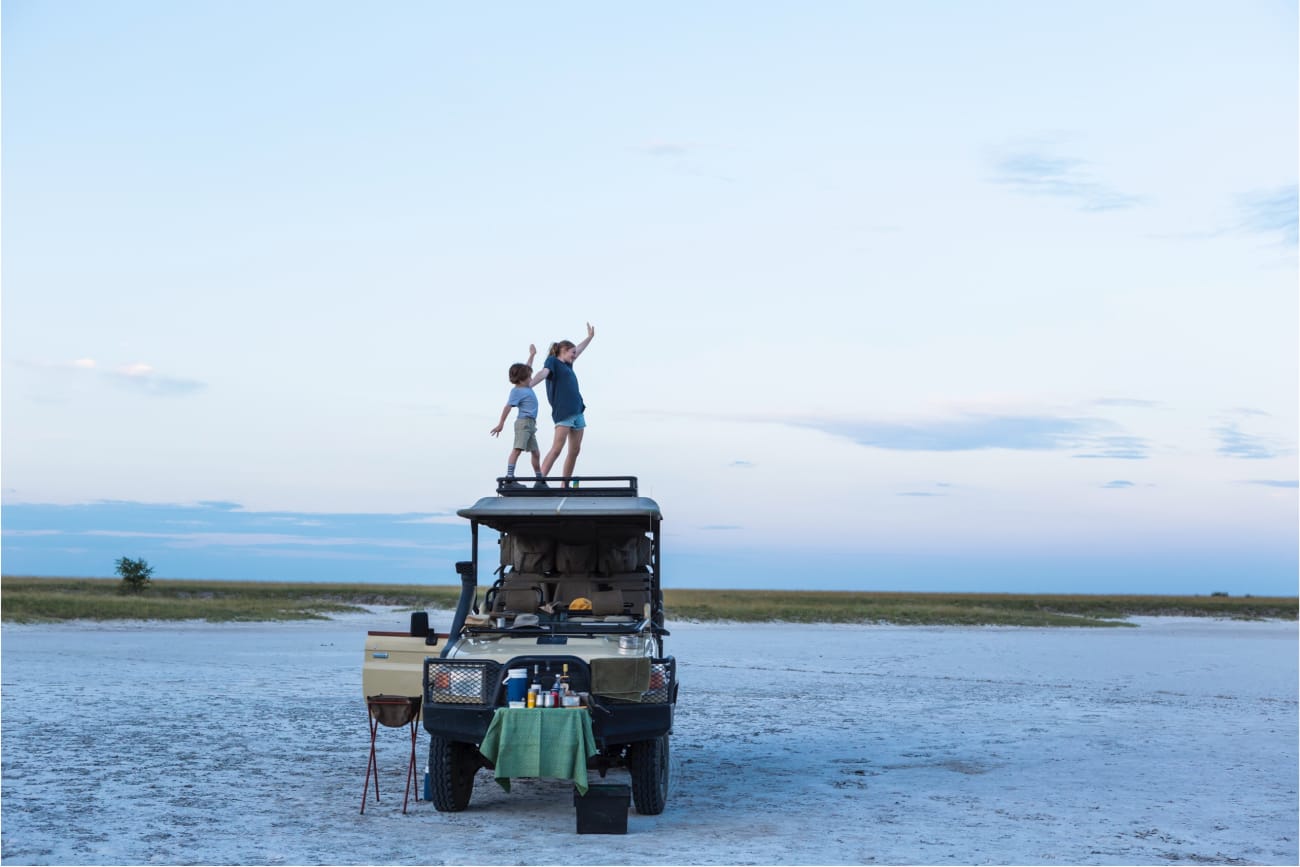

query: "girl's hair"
left=549, top=340, right=576, bottom=357
left=508, top=363, right=532, bottom=385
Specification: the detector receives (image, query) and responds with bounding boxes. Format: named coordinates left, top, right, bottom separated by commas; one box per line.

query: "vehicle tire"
left=627, top=734, right=669, bottom=815
left=428, top=735, right=478, bottom=812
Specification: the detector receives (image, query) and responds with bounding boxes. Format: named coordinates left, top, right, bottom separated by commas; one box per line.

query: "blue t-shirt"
left=543, top=355, right=585, bottom=422
left=508, top=386, right=538, bottom=419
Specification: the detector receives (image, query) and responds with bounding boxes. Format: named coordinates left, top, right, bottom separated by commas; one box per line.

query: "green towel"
left=591, top=656, right=651, bottom=701
left=479, top=708, right=597, bottom=795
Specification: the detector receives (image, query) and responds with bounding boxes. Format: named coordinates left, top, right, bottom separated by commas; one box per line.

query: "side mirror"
left=455, top=561, right=474, bottom=577
left=409, top=611, right=429, bottom=637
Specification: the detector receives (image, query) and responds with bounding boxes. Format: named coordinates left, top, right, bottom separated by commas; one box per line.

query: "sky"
left=3, top=1, right=1297, bottom=595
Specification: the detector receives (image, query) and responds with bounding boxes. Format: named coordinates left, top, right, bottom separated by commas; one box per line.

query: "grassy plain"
left=2, top=576, right=1295, bottom=627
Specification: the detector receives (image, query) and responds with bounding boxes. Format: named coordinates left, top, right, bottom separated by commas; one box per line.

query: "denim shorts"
left=555, top=413, right=586, bottom=429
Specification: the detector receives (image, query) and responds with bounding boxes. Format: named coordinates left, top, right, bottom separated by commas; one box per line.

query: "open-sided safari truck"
left=362, top=476, right=677, bottom=814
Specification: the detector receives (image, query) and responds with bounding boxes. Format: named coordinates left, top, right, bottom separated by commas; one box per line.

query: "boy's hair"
left=549, top=340, right=576, bottom=357
left=508, top=363, right=532, bottom=385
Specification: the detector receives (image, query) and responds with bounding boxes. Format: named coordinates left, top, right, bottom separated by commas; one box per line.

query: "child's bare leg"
left=540, top=427, right=570, bottom=476
left=560, top=428, right=585, bottom=478
left=529, top=448, right=542, bottom=475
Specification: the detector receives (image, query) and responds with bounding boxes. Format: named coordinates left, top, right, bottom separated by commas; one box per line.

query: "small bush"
left=115, top=557, right=154, bottom=593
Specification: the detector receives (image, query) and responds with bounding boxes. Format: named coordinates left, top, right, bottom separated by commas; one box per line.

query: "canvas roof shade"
left=457, top=495, right=661, bottom=533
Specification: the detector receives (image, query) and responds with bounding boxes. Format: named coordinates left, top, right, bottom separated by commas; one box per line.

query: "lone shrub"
left=116, top=557, right=154, bottom=593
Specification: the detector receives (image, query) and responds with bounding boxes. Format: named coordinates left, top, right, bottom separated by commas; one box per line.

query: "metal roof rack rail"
left=494, top=475, right=638, bottom=497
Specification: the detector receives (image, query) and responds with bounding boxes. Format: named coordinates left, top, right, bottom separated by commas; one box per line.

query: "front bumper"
left=421, top=657, right=677, bottom=749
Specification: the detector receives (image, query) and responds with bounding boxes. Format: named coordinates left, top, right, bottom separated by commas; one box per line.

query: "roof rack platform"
left=494, top=475, right=638, bottom=498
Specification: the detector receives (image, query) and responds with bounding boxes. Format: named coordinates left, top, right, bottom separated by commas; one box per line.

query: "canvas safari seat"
left=496, top=532, right=653, bottom=615
left=490, top=583, right=545, bottom=614
left=500, top=533, right=555, bottom=573
left=539, top=534, right=653, bottom=617
left=553, top=575, right=650, bottom=617
left=491, top=534, right=556, bottom=613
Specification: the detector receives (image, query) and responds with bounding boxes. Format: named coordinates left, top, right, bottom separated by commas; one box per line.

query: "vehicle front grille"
left=424, top=659, right=500, bottom=706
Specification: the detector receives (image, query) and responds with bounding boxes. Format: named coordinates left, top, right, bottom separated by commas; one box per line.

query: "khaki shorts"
left=513, top=417, right=539, bottom=451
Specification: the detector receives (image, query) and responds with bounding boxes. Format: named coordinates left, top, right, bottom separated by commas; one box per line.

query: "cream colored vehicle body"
left=362, top=628, right=654, bottom=699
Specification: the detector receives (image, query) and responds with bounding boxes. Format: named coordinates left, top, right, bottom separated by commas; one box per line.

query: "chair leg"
left=360, top=713, right=381, bottom=814
left=403, top=718, right=418, bottom=813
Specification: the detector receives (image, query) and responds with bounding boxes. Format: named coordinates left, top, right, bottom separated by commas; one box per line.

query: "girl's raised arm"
left=573, top=323, right=595, bottom=358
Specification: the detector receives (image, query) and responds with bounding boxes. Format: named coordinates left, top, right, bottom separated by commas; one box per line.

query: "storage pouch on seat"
left=555, top=542, right=595, bottom=574
left=502, top=535, right=555, bottom=573
left=597, top=536, right=651, bottom=574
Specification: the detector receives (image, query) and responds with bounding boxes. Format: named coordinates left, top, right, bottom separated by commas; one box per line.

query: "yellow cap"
left=568, top=597, right=593, bottom=611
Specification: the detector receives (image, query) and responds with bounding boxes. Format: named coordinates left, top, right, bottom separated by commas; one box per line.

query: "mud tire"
left=428, top=735, right=477, bottom=812
left=627, top=734, right=670, bottom=815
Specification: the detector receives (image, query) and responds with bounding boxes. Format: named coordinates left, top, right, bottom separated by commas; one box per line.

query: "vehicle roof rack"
left=495, top=475, right=638, bottom=498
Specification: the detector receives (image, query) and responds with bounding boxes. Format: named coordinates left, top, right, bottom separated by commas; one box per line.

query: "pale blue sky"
left=3, top=1, right=1296, bottom=593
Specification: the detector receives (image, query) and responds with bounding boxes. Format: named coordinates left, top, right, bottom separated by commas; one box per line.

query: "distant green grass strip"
left=663, top=589, right=1297, bottom=627
left=2, top=577, right=1294, bottom=626
left=0, top=577, right=461, bottom=624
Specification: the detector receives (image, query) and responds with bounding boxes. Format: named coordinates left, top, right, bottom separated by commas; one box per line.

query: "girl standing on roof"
left=529, top=322, right=594, bottom=486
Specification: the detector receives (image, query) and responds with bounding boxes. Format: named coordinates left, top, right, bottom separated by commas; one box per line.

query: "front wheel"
left=428, top=735, right=478, bottom=812
left=626, top=734, right=670, bottom=815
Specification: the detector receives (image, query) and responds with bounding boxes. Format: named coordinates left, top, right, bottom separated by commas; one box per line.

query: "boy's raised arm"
left=526, top=343, right=537, bottom=367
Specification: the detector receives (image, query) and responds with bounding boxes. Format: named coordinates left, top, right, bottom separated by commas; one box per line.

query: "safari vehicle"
left=363, top=475, right=677, bottom=814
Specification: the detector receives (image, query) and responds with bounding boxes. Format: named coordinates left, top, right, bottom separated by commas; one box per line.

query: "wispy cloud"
left=1092, top=398, right=1161, bottom=409
left=1214, top=422, right=1288, bottom=460
left=729, top=460, right=756, bottom=469
left=990, top=144, right=1142, bottom=212
left=1240, top=479, right=1299, bottom=489
left=81, top=528, right=440, bottom=551
left=639, top=141, right=694, bottom=158
left=0, top=500, right=468, bottom=581
left=1101, top=480, right=1135, bottom=489
left=698, top=524, right=742, bottom=531
left=797, top=413, right=1149, bottom=459
left=898, top=482, right=953, bottom=497
left=1073, top=435, right=1150, bottom=460
left=635, top=140, right=734, bottom=183
left=10, top=357, right=206, bottom=397
left=103, top=362, right=206, bottom=396
left=1236, top=184, right=1298, bottom=248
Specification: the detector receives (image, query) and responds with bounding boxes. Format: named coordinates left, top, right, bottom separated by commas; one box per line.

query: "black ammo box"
left=574, top=783, right=631, bottom=834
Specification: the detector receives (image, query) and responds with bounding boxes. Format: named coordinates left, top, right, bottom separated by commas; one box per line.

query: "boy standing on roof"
left=489, top=344, right=544, bottom=488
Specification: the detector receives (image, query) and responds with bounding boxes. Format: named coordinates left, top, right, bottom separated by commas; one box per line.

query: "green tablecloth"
left=479, top=708, right=598, bottom=795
